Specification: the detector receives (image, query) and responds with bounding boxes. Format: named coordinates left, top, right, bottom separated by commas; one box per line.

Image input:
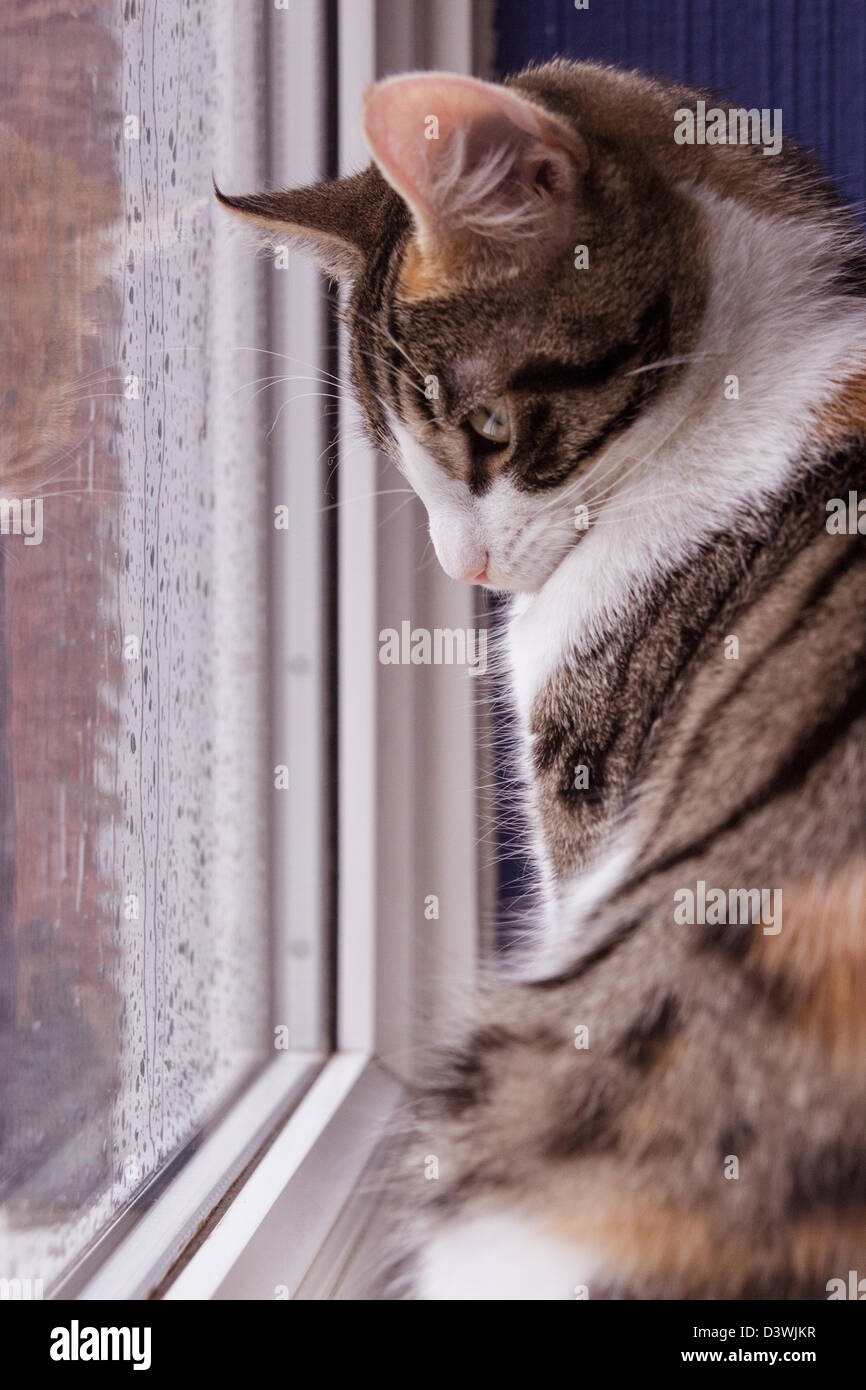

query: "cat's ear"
left=214, top=171, right=378, bottom=282
left=362, top=72, right=587, bottom=287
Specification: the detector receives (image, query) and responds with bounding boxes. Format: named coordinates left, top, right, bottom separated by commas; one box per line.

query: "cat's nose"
left=432, top=527, right=488, bottom=583
left=455, top=557, right=489, bottom=584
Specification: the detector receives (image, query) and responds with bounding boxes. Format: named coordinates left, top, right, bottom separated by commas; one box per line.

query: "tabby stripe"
left=536, top=641, right=866, bottom=991
left=518, top=374, right=653, bottom=493
left=575, top=374, right=656, bottom=464
left=616, top=991, right=681, bottom=1069
left=543, top=1088, right=616, bottom=1155
left=789, top=1137, right=866, bottom=1213
left=385, top=297, right=409, bottom=413
left=467, top=456, right=491, bottom=497
left=354, top=216, right=405, bottom=434
left=616, top=663, right=866, bottom=903
left=591, top=552, right=749, bottom=786
left=650, top=534, right=864, bottom=836
left=531, top=915, right=643, bottom=989
left=508, top=291, right=671, bottom=395
left=536, top=536, right=754, bottom=800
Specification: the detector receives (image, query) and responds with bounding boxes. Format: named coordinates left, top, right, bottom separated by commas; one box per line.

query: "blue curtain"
left=491, top=0, right=865, bottom=921
left=496, top=0, right=866, bottom=208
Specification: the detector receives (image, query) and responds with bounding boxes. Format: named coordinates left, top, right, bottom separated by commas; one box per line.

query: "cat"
left=218, top=60, right=866, bottom=1299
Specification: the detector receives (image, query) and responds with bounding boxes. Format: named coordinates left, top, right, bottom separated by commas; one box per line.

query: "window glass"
left=0, top=0, right=275, bottom=1290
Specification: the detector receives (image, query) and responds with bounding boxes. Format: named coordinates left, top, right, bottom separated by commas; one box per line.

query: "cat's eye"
left=466, top=399, right=511, bottom=446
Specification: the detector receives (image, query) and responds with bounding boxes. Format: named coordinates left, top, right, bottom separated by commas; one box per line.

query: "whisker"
left=318, top=487, right=414, bottom=515
left=625, top=350, right=724, bottom=377
left=264, top=390, right=343, bottom=439
left=235, top=344, right=343, bottom=389
left=232, top=372, right=345, bottom=402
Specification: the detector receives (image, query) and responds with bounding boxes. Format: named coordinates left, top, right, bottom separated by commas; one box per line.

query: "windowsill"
left=162, top=1054, right=402, bottom=1300
left=66, top=1053, right=322, bottom=1301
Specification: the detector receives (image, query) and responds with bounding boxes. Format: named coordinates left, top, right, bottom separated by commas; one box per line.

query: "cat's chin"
left=481, top=575, right=547, bottom=597
left=482, top=550, right=574, bottom=596
left=479, top=574, right=524, bottom=595
left=480, top=571, right=536, bottom=596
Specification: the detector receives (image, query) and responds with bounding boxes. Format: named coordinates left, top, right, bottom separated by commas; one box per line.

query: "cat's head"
left=218, top=66, right=712, bottom=592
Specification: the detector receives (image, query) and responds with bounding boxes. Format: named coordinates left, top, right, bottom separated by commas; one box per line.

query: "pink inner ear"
left=362, top=72, right=579, bottom=237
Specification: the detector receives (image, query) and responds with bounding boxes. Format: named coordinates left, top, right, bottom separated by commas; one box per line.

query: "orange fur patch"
left=811, top=371, right=866, bottom=444
left=399, top=239, right=444, bottom=299
left=398, top=234, right=470, bottom=301
left=541, top=1185, right=866, bottom=1296
left=746, top=861, right=866, bottom=1069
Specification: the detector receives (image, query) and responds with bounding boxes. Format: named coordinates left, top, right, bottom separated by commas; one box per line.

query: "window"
left=1, top=0, right=490, bottom=1302
left=0, top=0, right=330, bottom=1296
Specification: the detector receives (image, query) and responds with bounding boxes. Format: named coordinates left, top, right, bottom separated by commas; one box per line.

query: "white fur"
left=416, top=1209, right=605, bottom=1300
left=518, top=841, right=638, bottom=978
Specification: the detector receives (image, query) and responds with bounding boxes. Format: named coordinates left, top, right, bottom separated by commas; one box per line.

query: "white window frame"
left=68, top=0, right=491, bottom=1302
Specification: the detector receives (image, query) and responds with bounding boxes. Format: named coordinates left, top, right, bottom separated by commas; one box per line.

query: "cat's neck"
left=508, top=433, right=866, bottom=897
left=508, top=186, right=866, bottom=724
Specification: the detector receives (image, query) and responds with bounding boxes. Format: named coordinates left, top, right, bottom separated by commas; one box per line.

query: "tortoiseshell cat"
left=220, top=62, right=866, bottom=1299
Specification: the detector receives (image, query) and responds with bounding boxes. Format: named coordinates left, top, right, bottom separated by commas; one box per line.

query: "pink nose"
left=455, top=558, right=489, bottom=584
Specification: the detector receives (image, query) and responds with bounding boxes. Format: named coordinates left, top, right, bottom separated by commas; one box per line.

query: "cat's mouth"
left=480, top=525, right=588, bottom=594
left=476, top=561, right=547, bottom=595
